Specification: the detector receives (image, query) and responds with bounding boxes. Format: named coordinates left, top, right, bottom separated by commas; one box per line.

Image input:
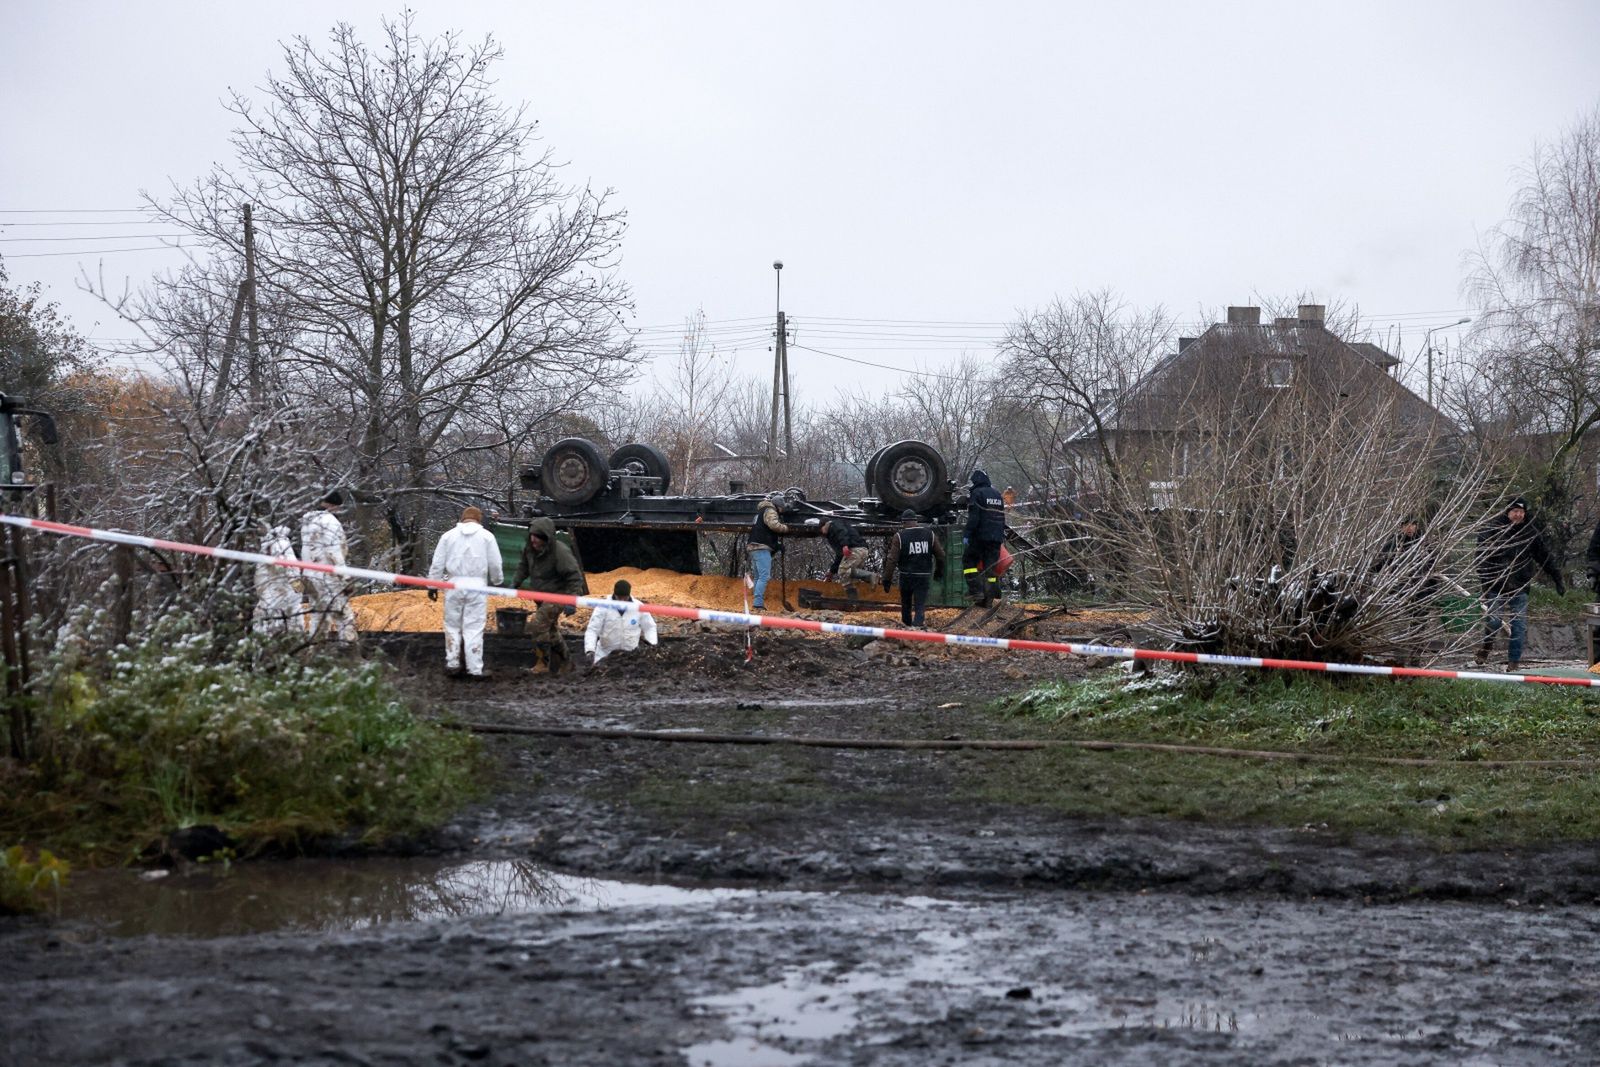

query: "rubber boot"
left=1473, top=638, right=1492, bottom=666
left=529, top=640, right=550, bottom=674
left=546, top=637, right=574, bottom=676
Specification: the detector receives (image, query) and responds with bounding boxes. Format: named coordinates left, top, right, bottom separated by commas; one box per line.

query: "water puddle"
left=56, top=858, right=756, bottom=939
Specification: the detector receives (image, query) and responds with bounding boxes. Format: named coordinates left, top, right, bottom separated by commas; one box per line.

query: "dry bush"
left=1078, top=333, right=1486, bottom=663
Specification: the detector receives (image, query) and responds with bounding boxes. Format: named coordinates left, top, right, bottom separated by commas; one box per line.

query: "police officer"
left=963, top=468, right=1007, bottom=607
left=882, top=509, right=946, bottom=628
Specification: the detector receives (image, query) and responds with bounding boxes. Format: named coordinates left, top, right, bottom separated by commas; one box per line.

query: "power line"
left=789, top=343, right=975, bottom=382
left=0, top=220, right=173, bottom=227
left=0, top=234, right=188, bottom=242
left=3, top=245, right=187, bottom=258
left=0, top=207, right=156, bottom=214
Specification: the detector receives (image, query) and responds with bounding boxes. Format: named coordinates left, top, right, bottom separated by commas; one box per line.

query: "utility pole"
left=210, top=278, right=248, bottom=419
left=1423, top=317, right=1470, bottom=407
left=767, top=260, right=791, bottom=466
left=244, top=203, right=262, bottom=404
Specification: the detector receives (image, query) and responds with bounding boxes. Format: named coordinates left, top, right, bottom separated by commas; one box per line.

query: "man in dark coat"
left=882, top=509, right=946, bottom=628
left=820, top=518, right=874, bottom=588
left=512, top=516, right=586, bottom=674
left=1475, top=497, right=1564, bottom=672
left=1584, top=515, right=1600, bottom=592
left=963, top=468, right=1007, bottom=606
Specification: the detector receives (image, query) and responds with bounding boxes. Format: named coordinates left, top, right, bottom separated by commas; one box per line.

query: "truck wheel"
left=863, top=445, right=889, bottom=496
left=540, top=437, right=608, bottom=505
left=873, top=440, right=949, bottom=513
left=607, top=443, right=673, bottom=495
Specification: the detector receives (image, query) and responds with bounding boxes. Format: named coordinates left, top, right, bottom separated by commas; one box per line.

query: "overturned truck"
left=488, top=437, right=1025, bottom=608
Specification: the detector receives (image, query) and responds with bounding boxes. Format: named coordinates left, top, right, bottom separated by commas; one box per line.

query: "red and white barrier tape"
left=3, top=513, right=1593, bottom=688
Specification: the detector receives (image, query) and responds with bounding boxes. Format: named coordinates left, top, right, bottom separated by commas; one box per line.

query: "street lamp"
left=1424, top=318, right=1470, bottom=407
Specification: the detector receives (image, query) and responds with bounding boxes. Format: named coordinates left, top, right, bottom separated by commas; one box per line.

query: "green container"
left=928, top=526, right=970, bottom=608
left=1439, top=594, right=1477, bottom=634
left=486, top=522, right=581, bottom=588
left=488, top=522, right=528, bottom=584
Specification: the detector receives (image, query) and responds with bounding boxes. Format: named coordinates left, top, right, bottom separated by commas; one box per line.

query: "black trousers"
left=962, top=539, right=1002, bottom=601
left=898, top=573, right=931, bottom=626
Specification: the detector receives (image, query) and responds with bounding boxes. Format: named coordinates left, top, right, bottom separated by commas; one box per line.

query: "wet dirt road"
left=7, top=861, right=1597, bottom=1066
left=6, top=629, right=1600, bottom=1065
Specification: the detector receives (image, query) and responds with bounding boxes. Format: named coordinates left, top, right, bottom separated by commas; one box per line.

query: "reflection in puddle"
left=58, top=859, right=756, bottom=939
left=681, top=1038, right=809, bottom=1067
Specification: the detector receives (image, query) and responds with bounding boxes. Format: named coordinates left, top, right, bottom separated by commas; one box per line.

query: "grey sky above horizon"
left=3, top=0, right=1597, bottom=401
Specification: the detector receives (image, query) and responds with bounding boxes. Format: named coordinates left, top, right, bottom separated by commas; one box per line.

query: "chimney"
left=1226, top=306, right=1261, bottom=326
left=1297, top=304, right=1326, bottom=326
left=1178, top=336, right=1197, bottom=352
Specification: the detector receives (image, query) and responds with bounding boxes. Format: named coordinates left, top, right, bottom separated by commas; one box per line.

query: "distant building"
left=1061, top=304, right=1453, bottom=504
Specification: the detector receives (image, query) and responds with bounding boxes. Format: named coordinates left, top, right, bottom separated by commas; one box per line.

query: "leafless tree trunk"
left=147, top=14, right=636, bottom=571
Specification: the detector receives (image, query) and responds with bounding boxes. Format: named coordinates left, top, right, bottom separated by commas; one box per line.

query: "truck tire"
left=873, top=440, right=949, bottom=513
left=540, top=437, right=608, bottom=505
left=863, top=445, right=889, bottom=496
left=608, top=443, right=673, bottom=495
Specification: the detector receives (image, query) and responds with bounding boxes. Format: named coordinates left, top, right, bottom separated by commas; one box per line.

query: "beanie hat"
left=1507, top=497, right=1529, bottom=513
left=321, top=489, right=344, bottom=507
left=901, top=509, right=920, bottom=522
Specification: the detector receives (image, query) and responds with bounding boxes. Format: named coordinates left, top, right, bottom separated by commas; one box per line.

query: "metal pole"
left=10, top=524, right=31, bottom=697
left=1422, top=318, right=1469, bottom=407
left=767, top=261, right=783, bottom=468
left=779, top=310, right=793, bottom=457
left=0, top=532, right=22, bottom=760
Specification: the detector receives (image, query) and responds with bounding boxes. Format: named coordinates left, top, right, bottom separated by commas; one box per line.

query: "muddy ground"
left=6, top=624, right=1600, bottom=1065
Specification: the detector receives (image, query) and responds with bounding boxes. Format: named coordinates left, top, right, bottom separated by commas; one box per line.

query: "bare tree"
left=1076, top=328, right=1487, bottom=663
left=997, top=290, right=1175, bottom=486
left=147, top=15, right=636, bottom=569
left=649, top=310, right=737, bottom=495
left=891, top=354, right=997, bottom=483
left=1462, top=103, right=1600, bottom=518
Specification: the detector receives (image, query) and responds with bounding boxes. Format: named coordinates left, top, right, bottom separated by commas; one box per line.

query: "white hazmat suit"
left=583, top=596, right=659, bottom=664
left=428, top=519, right=504, bottom=675
left=301, top=507, right=357, bottom=642
left=252, top=525, right=303, bottom=635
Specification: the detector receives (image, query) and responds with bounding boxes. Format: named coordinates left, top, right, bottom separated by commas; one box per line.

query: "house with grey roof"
left=1061, top=304, right=1454, bottom=506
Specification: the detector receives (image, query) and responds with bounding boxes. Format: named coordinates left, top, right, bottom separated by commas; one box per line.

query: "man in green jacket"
left=512, top=516, right=587, bottom=674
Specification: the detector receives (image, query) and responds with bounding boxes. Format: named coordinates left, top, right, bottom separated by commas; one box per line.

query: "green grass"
left=999, top=672, right=1600, bottom=759
left=966, top=671, right=1600, bottom=844
left=1, top=617, right=480, bottom=865
left=963, top=748, right=1600, bottom=843
left=1529, top=584, right=1595, bottom=616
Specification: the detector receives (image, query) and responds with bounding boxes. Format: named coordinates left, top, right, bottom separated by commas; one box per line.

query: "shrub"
left=0, top=845, right=70, bottom=915
left=4, top=613, right=478, bottom=863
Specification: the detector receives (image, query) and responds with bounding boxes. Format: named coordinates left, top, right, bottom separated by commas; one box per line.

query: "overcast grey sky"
left=4, top=0, right=1597, bottom=399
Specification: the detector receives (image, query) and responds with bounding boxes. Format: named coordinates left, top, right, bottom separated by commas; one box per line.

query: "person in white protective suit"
left=301, top=489, right=357, bottom=643
left=583, top=578, right=658, bottom=667
left=252, top=524, right=304, bottom=635
left=426, top=505, right=504, bottom=678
